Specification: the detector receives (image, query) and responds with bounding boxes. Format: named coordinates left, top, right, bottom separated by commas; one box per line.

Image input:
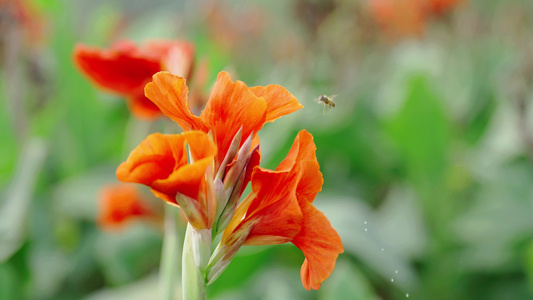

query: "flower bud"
left=216, top=127, right=242, bottom=180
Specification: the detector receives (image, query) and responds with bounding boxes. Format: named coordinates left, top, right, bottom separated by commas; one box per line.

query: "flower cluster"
left=116, top=71, right=343, bottom=290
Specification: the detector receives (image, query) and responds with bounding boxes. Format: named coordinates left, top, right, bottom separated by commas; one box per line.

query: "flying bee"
left=318, top=95, right=336, bottom=113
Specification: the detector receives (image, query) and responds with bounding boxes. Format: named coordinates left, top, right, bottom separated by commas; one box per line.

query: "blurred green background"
left=2, top=0, right=533, bottom=299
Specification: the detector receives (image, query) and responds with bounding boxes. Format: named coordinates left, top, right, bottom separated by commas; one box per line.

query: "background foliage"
left=1, top=0, right=533, bottom=299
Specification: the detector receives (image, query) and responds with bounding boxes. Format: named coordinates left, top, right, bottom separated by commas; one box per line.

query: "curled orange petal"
left=116, top=131, right=216, bottom=206
left=293, top=202, right=343, bottom=290
left=243, top=168, right=303, bottom=244
left=145, top=72, right=208, bottom=131
left=249, top=84, right=303, bottom=123
left=276, top=130, right=323, bottom=203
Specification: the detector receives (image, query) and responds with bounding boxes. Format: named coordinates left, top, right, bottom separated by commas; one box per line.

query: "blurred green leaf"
left=0, top=85, right=19, bottom=186
left=212, top=265, right=307, bottom=300
left=53, top=166, right=117, bottom=221
left=319, top=262, right=379, bottom=300
left=452, top=161, right=533, bottom=272
left=317, top=193, right=424, bottom=292
left=0, top=138, right=47, bottom=263
left=525, top=241, right=533, bottom=291
left=387, top=75, right=449, bottom=188
left=94, top=225, right=162, bottom=286
left=0, top=262, right=23, bottom=300
left=84, top=274, right=160, bottom=300
left=208, top=246, right=276, bottom=297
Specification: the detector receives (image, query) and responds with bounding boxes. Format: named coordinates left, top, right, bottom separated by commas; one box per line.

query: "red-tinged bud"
left=223, top=133, right=253, bottom=190
left=216, top=127, right=243, bottom=180
left=214, top=178, right=226, bottom=223
left=204, top=166, right=217, bottom=228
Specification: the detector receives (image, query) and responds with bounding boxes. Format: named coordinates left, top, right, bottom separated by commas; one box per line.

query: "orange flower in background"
left=370, top=0, right=426, bottom=37
left=98, top=183, right=158, bottom=230
left=73, top=40, right=195, bottom=119
left=212, top=130, right=343, bottom=290
left=202, top=1, right=266, bottom=52
left=116, top=131, right=218, bottom=229
left=369, top=0, right=464, bottom=37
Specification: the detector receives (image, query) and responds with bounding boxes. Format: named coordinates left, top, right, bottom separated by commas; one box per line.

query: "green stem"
left=182, top=223, right=207, bottom=300
left=159, top=205, right=181, bottom=300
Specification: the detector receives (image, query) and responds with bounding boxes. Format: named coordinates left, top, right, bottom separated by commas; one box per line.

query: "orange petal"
left=145, top=72, right=208, bottom=131
left=296, top=160, right=323, bottom=204
left=276, top=130, right=323, bottom=203
left=292, top=202, right=344, bottom=290
left=240, top=167, right=303, bottom=243
left=200, top=72, right=267, bottom=164
left=276, top=130, right=317, bottom=171
left=116, top=133, right=183, bottom=188
left=160, top=157, right=213, bottom=200
left=222, top=168, right=303, bottom=247
left=73, top=41, right=161, bottom=95
left=246, top=168, right=298, bottom=217
left=243, top=190, right=303, bottom=245
left=187, top=129, right=219, bottom=163
left=249, top=85, right=303, bottom=123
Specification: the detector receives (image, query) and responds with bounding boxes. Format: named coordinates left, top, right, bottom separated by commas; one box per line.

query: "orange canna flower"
left=73, top=40, right=195, bottom=119
left=116, top=69, right=340, bottom=289
left=212, top=130, right=343, bottom=290
left=98, top=183, right=159, bottom=230
left=116, top=131, right=218, bottom=229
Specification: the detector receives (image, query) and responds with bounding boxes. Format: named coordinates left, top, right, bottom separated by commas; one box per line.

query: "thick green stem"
left=182, top=223, right=207, bottom=300
left=159, top=205, right=181, bottom=300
